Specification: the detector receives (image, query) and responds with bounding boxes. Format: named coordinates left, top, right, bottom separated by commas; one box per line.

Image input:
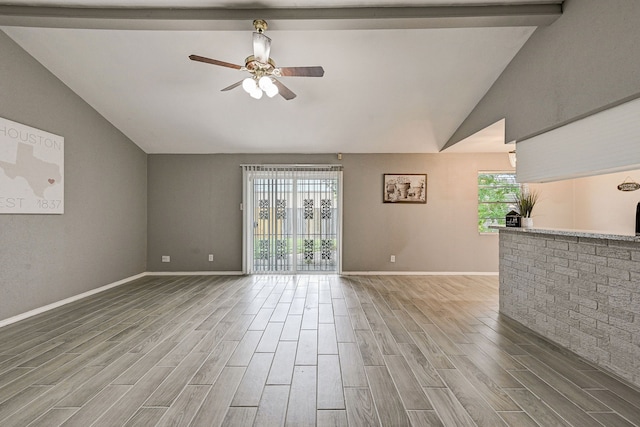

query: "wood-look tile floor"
left=0, top=275, right=639, bottom=426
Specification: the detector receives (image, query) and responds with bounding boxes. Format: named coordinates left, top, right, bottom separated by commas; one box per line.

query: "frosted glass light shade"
left=258, top=76, right=273, bottom=91
left=242, top=78, right=257, bottom=93
left=250, top=88, right=263, bottom=99
left=265, top=85, right=278, bottom=98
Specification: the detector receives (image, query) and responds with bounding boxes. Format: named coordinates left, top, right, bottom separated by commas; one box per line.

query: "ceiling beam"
left=0, top=3, right=562, bottom=31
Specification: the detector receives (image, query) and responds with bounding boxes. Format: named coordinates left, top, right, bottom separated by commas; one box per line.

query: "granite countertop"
left=491, top=226, right=640, bottom=242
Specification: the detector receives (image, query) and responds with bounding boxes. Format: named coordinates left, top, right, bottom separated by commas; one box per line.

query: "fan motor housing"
left=245, top=55, right=276, bottom=74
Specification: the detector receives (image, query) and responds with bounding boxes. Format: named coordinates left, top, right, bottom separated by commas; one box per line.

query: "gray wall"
left=342, top=153, right=508, bottom=272
left=0, top=31, right=147, bottom=320
left=445, top=0, right=640, bottom=148
left=148, top=152, right=512, bottom=273
left=147, top=154, right=335, bottom=272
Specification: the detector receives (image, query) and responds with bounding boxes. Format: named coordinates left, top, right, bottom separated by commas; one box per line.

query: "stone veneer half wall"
left=498, top=228, right=640, bottom=387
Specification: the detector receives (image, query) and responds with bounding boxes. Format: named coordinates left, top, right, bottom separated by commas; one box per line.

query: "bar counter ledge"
left=494, top=226, right=640, bottom=388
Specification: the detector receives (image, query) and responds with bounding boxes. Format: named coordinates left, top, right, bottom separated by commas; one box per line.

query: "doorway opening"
left=242, top=165, right=342, bottom=274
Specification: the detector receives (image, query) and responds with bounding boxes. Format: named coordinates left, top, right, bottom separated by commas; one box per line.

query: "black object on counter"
left=506, top=210, right=521, bottom=228
left=636, top=202, right=640, bottom=236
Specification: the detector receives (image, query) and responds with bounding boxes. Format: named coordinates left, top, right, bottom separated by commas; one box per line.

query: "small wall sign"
left=617, top=180, right=640, bottom=192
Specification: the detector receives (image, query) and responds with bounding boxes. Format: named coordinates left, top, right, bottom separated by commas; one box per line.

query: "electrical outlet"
left=162, top=255, right=170, bottom=263
left=390, top=255, right=396, bottom=263
left=208, top=254, right=214, bottom=262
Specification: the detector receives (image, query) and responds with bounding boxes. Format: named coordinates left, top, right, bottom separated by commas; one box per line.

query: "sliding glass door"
left=242, top=165, right=342, bottom=274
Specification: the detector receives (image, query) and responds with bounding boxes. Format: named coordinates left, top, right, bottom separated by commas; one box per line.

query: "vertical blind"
left=241, top=165, right=343, bottom=274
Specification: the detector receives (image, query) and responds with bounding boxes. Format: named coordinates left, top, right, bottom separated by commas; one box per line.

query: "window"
left=478, top=172, right=520, bottom=233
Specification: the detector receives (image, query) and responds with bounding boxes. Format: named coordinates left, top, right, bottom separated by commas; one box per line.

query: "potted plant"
left=515, top=189, right=539, bottom=228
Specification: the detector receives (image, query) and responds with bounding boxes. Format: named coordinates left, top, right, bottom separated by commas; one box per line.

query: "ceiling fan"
left=189, top=19, right=325, bottom=100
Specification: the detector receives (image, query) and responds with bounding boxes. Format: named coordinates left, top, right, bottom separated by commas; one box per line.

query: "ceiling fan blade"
left=277, top=66, right=325, bottom=77
left=189, top=54, right=243, bottom=70
left=221, top=80, right=243, bottom=92
left=272, top=79, right=297, bottom=100
left=253, top=32, right=271, bottom=64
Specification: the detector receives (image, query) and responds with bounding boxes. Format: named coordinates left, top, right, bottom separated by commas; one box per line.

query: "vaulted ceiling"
left=0, top=1, right=561, bottom=154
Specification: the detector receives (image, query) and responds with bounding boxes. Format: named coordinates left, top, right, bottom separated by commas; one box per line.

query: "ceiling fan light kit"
left=189, top=19, right=324, bottom=101
left=240, top=75, right=278, bottom=99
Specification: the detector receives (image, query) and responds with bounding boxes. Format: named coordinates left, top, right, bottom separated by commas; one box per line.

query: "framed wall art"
left=0, top=117, right=64, bottom=214
left=383, top=174, right=427, bottom=203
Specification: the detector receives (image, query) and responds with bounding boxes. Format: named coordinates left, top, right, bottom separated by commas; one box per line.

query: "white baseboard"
left=146, top=271, right=244, bottom=276
left=0, top=272, right=148, bottom=328
left=340, top=271, right=499, bottom=276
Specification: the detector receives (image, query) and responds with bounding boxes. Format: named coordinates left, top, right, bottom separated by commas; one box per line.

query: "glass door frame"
left=242, top=166, right=343, bottom=275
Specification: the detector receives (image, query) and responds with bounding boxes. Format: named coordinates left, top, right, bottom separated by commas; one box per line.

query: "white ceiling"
left=0, top=1, right=546, bottom=154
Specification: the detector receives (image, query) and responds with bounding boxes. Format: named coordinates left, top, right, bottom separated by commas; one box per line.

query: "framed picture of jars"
left=383, top=174, right=427, bottom=203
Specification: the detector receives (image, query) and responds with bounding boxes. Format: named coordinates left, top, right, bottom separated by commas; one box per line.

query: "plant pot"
left=522, top=217, right=533, bottom=228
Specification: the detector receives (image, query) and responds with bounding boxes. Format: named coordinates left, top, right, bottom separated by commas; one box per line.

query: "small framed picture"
left=383, top=174, right=427, bottom=203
